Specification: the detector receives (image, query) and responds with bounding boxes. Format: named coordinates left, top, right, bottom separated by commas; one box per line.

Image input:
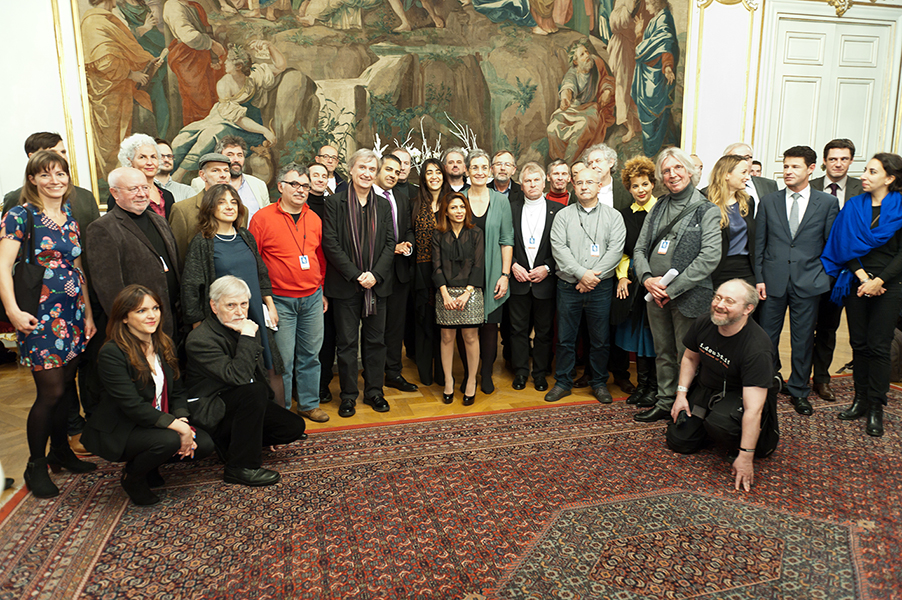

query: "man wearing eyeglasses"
left=168, top=153, right=232, bottom=269
left=248, top=163, right=329, bottom=422
left=488, top=150, right=524, bottom=204
left=315, top=144, right=347, bottom=194
left=666, top=279, right=778, bottom=492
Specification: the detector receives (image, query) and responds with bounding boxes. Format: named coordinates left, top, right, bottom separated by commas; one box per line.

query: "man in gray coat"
left=632, top=148, right=722, bottom=422
left=755, top=146, right=839, bottom=416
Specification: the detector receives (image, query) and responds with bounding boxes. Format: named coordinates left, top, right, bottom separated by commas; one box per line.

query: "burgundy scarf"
left=347, top=188, right=378, bottom=316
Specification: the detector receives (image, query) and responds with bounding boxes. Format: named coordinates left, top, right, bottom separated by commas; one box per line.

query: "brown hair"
left=435, top=192, right=474, bottom=232
left=620, top=155, right=656, bottom=189
left=197, top=183, right=246, bottom=238
left=708, top=155, right=751, bottom=229
left=105, top=285, right=179, bottom=384
left=19, top=150, right=74, bottom=212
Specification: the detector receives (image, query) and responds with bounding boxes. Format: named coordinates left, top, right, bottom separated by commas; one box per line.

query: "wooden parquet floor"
left=0, top=312, right=852, bottom=505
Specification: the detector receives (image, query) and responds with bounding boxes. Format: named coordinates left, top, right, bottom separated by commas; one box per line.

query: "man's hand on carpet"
left=732, top=454, right=754, bottom=491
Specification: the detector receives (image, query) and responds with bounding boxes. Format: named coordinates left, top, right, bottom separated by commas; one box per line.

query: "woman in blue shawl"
left=821, top=153, right=902, bottom=437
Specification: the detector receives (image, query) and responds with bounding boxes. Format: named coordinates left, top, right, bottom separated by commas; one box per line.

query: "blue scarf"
left=821, top=191, right=902, bottom=304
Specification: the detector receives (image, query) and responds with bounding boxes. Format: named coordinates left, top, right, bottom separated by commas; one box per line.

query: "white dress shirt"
left=521, top=196, right=546, bottom=269
left=824, top=175, right=848, bottom=208
left=597, top=181, right=614, bottom=208
left=785, top=184, right=811, bottom=226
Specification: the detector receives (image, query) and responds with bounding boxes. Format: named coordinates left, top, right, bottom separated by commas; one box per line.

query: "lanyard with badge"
left=577, top=204, right=602, bottom=257
left=283, top=206, right=310, bottom=270
left=524, top=207, right=543, bottom=251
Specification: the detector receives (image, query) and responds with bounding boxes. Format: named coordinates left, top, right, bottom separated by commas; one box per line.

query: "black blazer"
left=379, top=187, right=415, bottom=285
left=322, top=189, right=396, bottom=299
left=509, top=199, right=562, bottom=299
left=105, top=182, right=175, bottom=219
left=489, top=180, right=524, bottom=204
left=712, top=200, right=757, bottom=284
left=81, top=342, right=188, bottom=462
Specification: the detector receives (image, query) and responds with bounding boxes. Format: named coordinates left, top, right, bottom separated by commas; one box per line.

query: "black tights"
left=27, top=361, right=79, bottom=459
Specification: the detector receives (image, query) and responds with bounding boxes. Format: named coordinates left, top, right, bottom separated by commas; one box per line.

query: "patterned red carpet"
left=0, top=377, right=900, bottom=599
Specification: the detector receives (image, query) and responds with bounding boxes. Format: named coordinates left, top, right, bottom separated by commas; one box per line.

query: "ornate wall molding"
left=697, top=0, right=760, bottom=12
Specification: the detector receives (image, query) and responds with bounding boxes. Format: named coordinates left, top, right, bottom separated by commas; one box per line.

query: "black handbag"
left=1, top=208, right=45, bottom=323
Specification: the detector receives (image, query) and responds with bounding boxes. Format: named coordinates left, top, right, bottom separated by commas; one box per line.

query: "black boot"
left=637, top=359, right=658, bottom=407
left=24, top=458, right=59, bottom=498
left=838, top=392, right=869, bottom=421
left=626, top=357, right=650, bottom=405
left=866, top=400, right=884, bottom=437
left=120, top=471, right=160, bottom=506
left=46, top=444, right=97, bottom=474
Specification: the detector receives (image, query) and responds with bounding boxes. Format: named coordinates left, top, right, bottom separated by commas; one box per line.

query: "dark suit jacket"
left=322, top=189, right=396, bottom=299
left=106, top=182, right=175, bottom=219
left=713, top=201, right=757, bottom=284
left=810, top=175, right=863, bottom=202
left=84, top=205, right=180, bottom=337
left=489, top=180, right=524, bottom=204
left=3, top=185, right=100, bottom=233
left=378, top=187, right=415, bottom=285
left=754, top=188, right=839, bottom=298
left=510, top=199, right=562, bottom=299
left=184, top=315, right=274, bottom=415
left=81, top=342, right=188, bottom=462
left=611, top=176, right=632, bottom=212
left=333, top=172, right=348, bottom=194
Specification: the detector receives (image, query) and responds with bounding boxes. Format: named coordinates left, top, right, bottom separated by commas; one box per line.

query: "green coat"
left=464, top=188, right=514, bottom=320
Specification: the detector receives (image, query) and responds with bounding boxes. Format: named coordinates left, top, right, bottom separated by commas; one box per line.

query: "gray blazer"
left=810, top=175, right=864, bottom=202
left=754, top=188, right=839, bottom=298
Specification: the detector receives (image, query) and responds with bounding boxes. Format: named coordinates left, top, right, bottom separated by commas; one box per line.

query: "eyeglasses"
left=493, top=161, right=515, bottom=169
left=661, top=165, right=687, bottom=177
left=159, top=153, right=174, bottom=160
left=317, top=154, right=338, bottom=161
left=713, top=294, right=739, bottom=306
left=112, top=185, right=150, bottom=194
left=574, top=179, right=597, bottom=187
left=281, top=180, right=310, bottom=191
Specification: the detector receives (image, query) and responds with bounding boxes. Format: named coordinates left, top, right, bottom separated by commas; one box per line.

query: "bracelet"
left=738, top=447, right=755, bottom=453
left=502, top=272, right=511, bottom=279
left=676, top=385, right=689, bottom=393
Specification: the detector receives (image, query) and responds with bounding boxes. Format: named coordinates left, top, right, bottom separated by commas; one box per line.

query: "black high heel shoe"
left=121, top=471, right=160, bottom=506
left=442, top=379, right=454, bottom=404
left=46, top=445, right=97, bottom=474
left=462, top=382, right=476, bottom=406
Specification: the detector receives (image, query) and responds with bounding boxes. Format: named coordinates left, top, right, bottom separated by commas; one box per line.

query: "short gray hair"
left=347, top=148, right=379, bottom=172
left=655, top=147, right=700, bottom=187
left=277, top=162, right=307, bottom=182
left=210, top=275, right=251, bottom=305
left=518, top=161, right=545, bottom=183
left=118, top=133, right=159, bottom=168
left=582, top=143, right=618, bottom=172
left=442, top=147, right=466, bottom=164
left=465, top=148, right=489, bottom=169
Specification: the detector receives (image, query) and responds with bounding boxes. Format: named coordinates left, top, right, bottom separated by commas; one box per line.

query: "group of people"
left=2, top=129, right=901, bottom=499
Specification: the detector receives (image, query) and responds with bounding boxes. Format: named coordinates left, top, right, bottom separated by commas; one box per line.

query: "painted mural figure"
left=297, top=0, right=383, bottom=28
left=81, top=0, right=156, bottom=182
left=163, top=0, right=226, bottom=125
left=632, top=0, right=679, bottom=156
left=467, top=0, right=536, bottom=28
left=117, top=0, right=171, bottom=137
left=546, top=39, right=616, bottom=164
left=171, top=41, right=286, bottom=181
left=599, top=0, right=647, bottom=143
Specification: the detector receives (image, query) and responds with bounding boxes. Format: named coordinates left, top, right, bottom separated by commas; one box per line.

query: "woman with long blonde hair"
left=707, top=155, right=757, bottom=288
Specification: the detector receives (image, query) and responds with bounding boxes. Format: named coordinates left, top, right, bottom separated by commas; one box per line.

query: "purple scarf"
left=348, top=188, right=378, bottom=316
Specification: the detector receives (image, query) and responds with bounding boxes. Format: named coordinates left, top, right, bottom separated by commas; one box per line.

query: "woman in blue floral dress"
left=0, top=151, right=97, bottom=498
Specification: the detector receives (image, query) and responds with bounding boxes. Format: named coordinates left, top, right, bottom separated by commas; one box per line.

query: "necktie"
left=789, top=192, right=800, bottom=238
left=828, top=182, right=839, bottom=196
left=384, top=190, right=398, bottom=239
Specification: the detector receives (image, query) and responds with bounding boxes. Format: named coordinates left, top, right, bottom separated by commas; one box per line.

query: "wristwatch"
left=502, top=272, right=511, bottom=278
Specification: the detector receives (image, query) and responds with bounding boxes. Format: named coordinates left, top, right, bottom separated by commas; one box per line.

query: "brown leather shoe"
left=812, top=382, right=836, bottom=401
left=69, top=433, right=92, bottom=457
left=299, top=408, right=330, bottom=422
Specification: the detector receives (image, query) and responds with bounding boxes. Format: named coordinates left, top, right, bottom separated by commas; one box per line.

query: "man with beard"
left=488, top=150, right=524, bottom=203
left=546, top=159, right=573, bottom=206
left=665, top=279, right=778, bottom=491
left=190, top=136, right=269, bottom=220
left=154, top=138, right=195, bottom=202
left=443, top=148, right=469, bottom=193
left=547, top=39, right=616, bottom=164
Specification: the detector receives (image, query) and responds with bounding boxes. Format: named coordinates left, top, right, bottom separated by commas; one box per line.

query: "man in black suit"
left=488, top=150, right=524, bottom=203
left=509, top=163, right=563, bottom=391
left=322, top=149, right=396, bottom=417
left=809, top=138, right=863, bottom=400
left=755, top=146, right=839, bottom=416
left=372, top=154, right=417, bottom=392
left=722, top=143, right=779, bottom=211
left=391, top=147, right=419, bottom=202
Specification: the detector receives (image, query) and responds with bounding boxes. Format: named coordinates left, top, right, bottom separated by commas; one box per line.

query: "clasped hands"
left=511, top=263, right=549, bottom=284
left=173, top=417, right=197, bottom=459
left=442, top=290, right=472, bottom=311
left=644, top=276, right=670, bottom=306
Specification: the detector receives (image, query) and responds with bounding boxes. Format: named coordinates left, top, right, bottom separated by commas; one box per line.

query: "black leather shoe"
left=512, top=375, right=528, bottom=390
left=544, top=385, right=572, bottom=403
left=338, top=399, right=356, bottom=418
left=636, top=388, right=658, bottom=407
left=778, top=378, right=789, bottom=396
left=298, top=432, right=308, bottom=440
left=481, top=378, right=495, bottom=395
left=385, top=375, right=418, bottom=392
left=319, top=389, right=332, bottom=404
left=613, top=377, right=636, bottom=394
left=363, top=396, right=390, bottom=412
left=866, top=401, right=884, bottom=437
left=573, top=373, right=590, bottom=388
left=813, top=382, right=836, bottom=401
left=223, top=466, right=281, bottom=487
left=534, top=377, right=549, bottom=392
left=121, top=472, right=160, bottom=505
left=592, top=385, right=613, bottom=404
left=46, top=445, right=97, bottom=474
left=146, top=468, right=165, bottom=488
left=838, top=394, right=869, bottom=420
left=633, top=406, right=671, bottom=422
left=791, top=396, right=813, bottom=416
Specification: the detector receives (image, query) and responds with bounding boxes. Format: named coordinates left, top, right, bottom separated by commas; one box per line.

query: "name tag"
left=527, top=236, right=537, bottom=250
left=300, top=255, right=310, bottom=270
left=590, top=243, right=600, bottom=257
left=657, top=240, right=670, bottom=255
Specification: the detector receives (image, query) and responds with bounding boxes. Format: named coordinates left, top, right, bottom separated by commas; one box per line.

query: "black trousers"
left=413, top=288, right=443, bottom=386
left=812, top=290, right=843, bottom=383
left=508, top=292, right=554, bottom=379
left=212, top=381, right=307, bottom=468
left=319, top=303, right=337, bottom=395
left=120, top=426, right=215, bottom=477
left=333, top=292, right=388, bottom=401
left=384, top=280, right=410, bottom=379
left=846, top=286, right=902, bottom=405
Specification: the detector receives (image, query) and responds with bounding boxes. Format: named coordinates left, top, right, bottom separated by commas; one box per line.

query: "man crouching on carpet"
left=185, top=275, right=307, bottom=486
left=666, top=279, right=779, bottom=491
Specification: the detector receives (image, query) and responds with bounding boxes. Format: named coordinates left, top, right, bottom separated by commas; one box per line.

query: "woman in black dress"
left=181, top=183, right=283, bottom=401
left=707, top=154, right=756, bottom=288
left=82, top=285, right=215, bottom=505
left=433, top=193, right=485, bottom=405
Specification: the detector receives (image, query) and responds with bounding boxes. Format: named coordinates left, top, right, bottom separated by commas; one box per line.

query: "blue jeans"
left=554, top=278, right=613, bottom=390
left=272, top=289, right=324, bottom=411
